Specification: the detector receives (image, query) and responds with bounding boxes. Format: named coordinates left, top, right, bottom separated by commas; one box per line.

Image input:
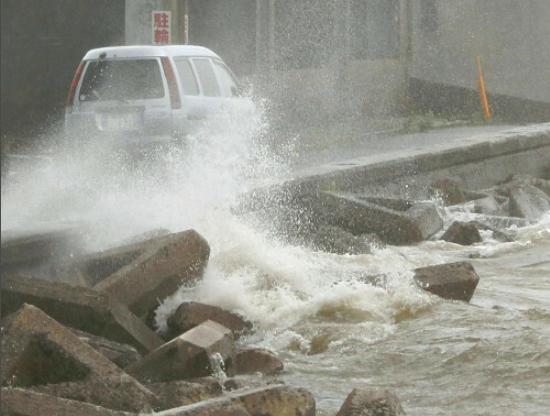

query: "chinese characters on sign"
left=152, top=11, right=171, bottom=45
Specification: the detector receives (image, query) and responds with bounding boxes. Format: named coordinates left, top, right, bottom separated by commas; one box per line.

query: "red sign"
left=152, top=11, right=171, bottom=45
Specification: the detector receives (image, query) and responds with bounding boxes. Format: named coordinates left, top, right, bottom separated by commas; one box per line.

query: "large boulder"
left=1, top=387, right=132, bottom=416
left=1, top=274, right=163, bottom=354
left=336, top=388, right=405, bottom=416
left=0, top=304, right=156, bottom=412
left=127, top=320, right=235, bottom=383
left=441, top=221, right=482, bottom=245
left=413, top=262, right=480, bottom=302
left=234, top=348, right=284, bottom=375
left=94, top=229, right=210, bottom=319
left=167, top=302, right=252, bottom=340
left=318, top=193, right=443, bottom=245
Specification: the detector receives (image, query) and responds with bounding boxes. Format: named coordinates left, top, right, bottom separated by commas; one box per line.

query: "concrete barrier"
left=0, top=388, right=133, bottom=416
left=310, top=192, right=443, bottom=245
left=1, top=304, right=156, bottom=412
left=154, top=385, right=315, bottom=416
left=1, top=274, right=163, bottom=353
left=94, top=230, right=210, bottom=320
left=166, top=302, right=252, bottom=341
left=127, top=320, right=234, bottom=383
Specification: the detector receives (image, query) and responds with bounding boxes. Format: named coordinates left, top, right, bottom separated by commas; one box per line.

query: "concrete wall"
left=254, top=0, right=408, bottom=128
left=409, top=0, right=550, bottom=105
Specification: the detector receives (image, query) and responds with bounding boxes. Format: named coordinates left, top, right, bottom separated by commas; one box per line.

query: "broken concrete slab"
left=430, top=178, right=467, bottom=205
left=0, top=304, right=156, bottom=412
left=441, top=221, right=482, bottom=245
left=468, top=221, right=515, bottom=242
left=311, top=225, right=372, bottom=255
left=505, top=174, right=550, bottom=197
left=94, top=229, right=210, bottom=319
left=0, top=387, right=133, bottom=416
left=414, top=262, right=480, bottom=302
left=473, top=194, right=507, bottom=216
left=127, top=320, right=234, bottom=383
left=147, top=378, right=223, bottom=410
left=318, top=192, right=443, bottom=245
left=507, top=182, right=550, bottom=221
left=70, top=328, right=141, bottom=368
left=336, top=388, right=405, bottom=416
left=166, top=302, right=252, bottom=341
left=464, top=213, right=529, bottom=230
left=1, top=274, right=163, bottom=353
left=0, top=227, right=82, bottom=272
left=156, top=401, right=251, bottom=416
left=235, top=348, right=284, bottom=375
left=154, top=385, right=315, bottom=416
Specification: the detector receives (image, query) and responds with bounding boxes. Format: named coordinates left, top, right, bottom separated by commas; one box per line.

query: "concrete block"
left=156, top=402, right=250, bottom=416
left=147, top=378, right=223, bottom=410
left=507, top=183, right=550, bottom=221
left=70, top=328, right=141, bottom=368
left=319, top=192, right=443, bottom=245
left=336, top=388, right=405, bottom=416
left=468, top=221, right=515, bottom=242
left=467, top=213, right=529, bottom=230
left=430, top=178, right=467, bottom=205
left=154, top=385, right=315, bottom=416
left=235, top=348, right=284, bottom=375
left=167, top=302, right=252, bottom=340
left=0, top=387, right=132, bottom=416
left=1, top=274, right=163, bottom=353
left=441, top=221, right=482, bottom=245
left=127, top=320, right=234, bottom=383
left=311, top=225, right=372, bottom=255
left=414, top=262, right=480, bottom=302
left=0, top=304, right=156, bottom=412
left=94, top=229, right=210, bottom=319
left=0, top=227, right=81, bottom=271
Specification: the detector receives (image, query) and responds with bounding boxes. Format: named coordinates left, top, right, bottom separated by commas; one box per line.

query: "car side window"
left=174, top=58, right=199, bottom=96
left=192, top=58, right=221, bottom=97
left=213, top=61, right=238, bottom=97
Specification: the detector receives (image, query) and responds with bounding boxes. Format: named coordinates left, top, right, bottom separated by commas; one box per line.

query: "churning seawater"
left=1, top=101, right=549, bottom=415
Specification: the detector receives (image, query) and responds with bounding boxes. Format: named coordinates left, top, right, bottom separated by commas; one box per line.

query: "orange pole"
left=477, top=56, right=492, bottom=121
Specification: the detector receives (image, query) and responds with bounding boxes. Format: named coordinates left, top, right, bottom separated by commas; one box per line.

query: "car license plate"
left=96, top=112, right=141, bottom=131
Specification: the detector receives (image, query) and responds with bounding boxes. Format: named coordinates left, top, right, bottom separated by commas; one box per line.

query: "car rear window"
left=79, top=59, right=165, bottom=101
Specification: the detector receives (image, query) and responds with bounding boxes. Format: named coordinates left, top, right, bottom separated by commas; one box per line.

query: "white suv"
left=65, top=45, right=241, bottom=150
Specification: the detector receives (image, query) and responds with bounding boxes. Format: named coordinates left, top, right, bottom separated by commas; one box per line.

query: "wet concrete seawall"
left=279, top=124, right=550, bottom=199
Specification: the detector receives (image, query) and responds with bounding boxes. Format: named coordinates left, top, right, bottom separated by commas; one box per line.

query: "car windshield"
left=79, top=59, right=165, bottom=101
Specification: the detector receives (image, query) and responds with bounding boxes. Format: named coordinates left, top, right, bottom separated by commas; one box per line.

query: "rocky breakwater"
left=0, top=229, right=316, bottom=415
